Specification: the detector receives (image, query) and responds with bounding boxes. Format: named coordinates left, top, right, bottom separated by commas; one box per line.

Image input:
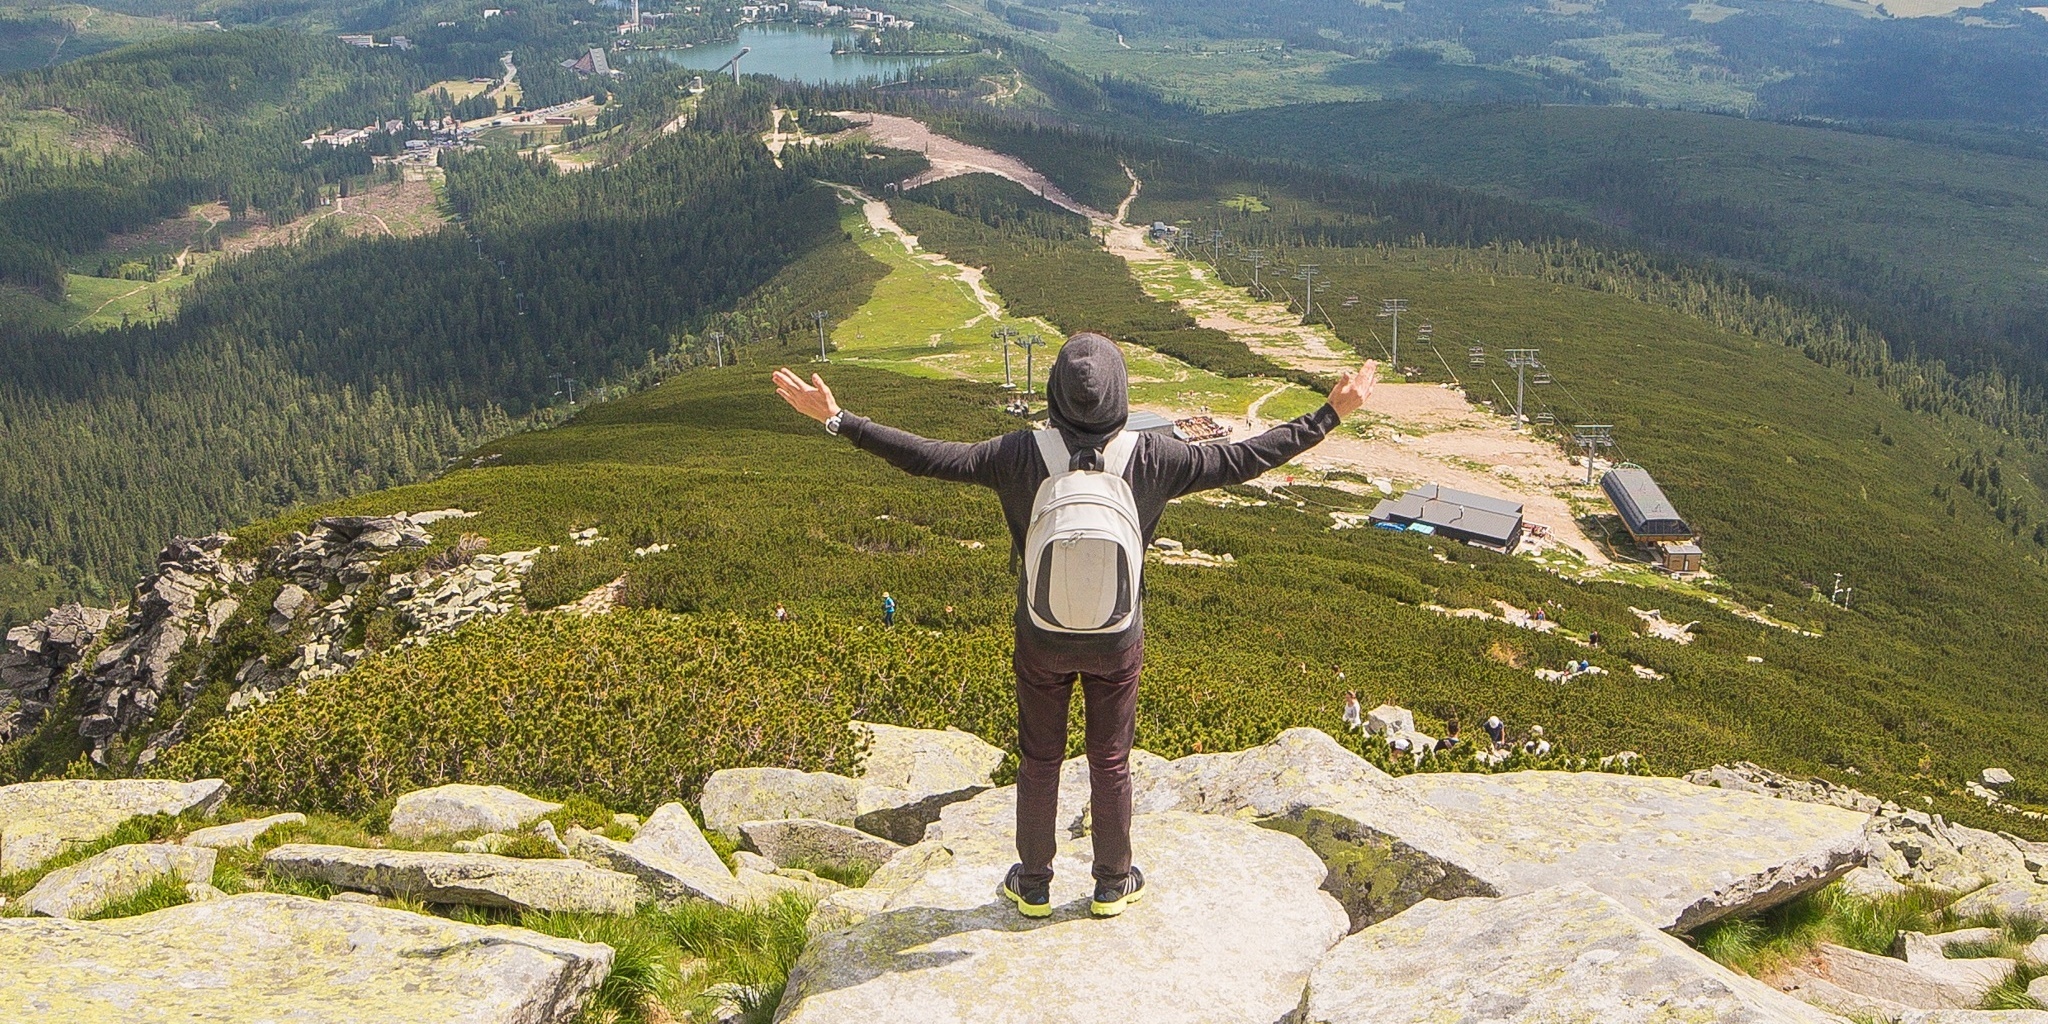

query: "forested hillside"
left=0, top=50, right=877, bottom=619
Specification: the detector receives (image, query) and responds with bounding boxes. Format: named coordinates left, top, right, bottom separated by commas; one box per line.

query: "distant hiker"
left=774, top=602, right=790, bottom=623
left=774, top=335, right=1378, bottom=919
left=1523, top=725, right=1552, bottom=757
left=1533, top=607, right=1546, bottom=623
left=1342, top=691, right=1362, bottom=732
left=1588, top=629, right=1602, bottom=647
left=1437, top=721, right=1463, bottom=752
left=881, top=592, right=896, bottom=627
left=1483, top=715, right=1506, bottom=749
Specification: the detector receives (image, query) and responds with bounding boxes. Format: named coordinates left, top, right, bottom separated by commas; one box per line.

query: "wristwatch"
left=824, top=411, right=845, bottom=436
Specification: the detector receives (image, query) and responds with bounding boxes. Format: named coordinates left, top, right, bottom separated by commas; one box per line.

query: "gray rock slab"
left=1305, top=883, right=1841, bottom=1024
left=1896, top=927, right=2005, bottom=964
left=849, top=722, right=1003, bottom=844
left=741, top=818, right=902, bottom=873
left=565, top=825, right=740, bottom=906
left=1840, top=864, right=1911, bottom=900
left=1395, top=770, right=1872, bottom=931
left=1803, top=942, right=2011, bottom=1010
left=933, top=730, right=1507, bottom=932
left=263, top=843, right=641, bottom=914
left=775, top=811, right=1348, bottom=1024
left=0, top=778, right=229, bottom=874
left=387, top=783, right=562, bottom=841
left=1953, top=880, right=2048, bottom=922
left=20, top=843, right=217, bottom=919
left=181, top=812, right=305, bottom=850
left=700, top=767, right=857, bottom=840
left=0, top=892, right=610, bottom=1023
left=632, top=802, right=732, bottom=878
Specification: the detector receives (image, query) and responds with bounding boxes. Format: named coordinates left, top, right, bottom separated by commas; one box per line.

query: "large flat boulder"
left=263, top=843, right=641, bottom=915
left=1952, top=880, right=2048, bottom=922
left=565, top=825, right=741, bottom=906
left=851, top=722, right=1006, bottom=844
left=775, top=811, right=1348, bottom=1024
left=1781, top=943, right=2013, bottom=1011
left=387, top=783, right=562, bottom=841
left=741, top=818, right=902, bottom=873
left=700, top=767, right=858, bottom=840
left=20, top=843, right=217, bottom=919
left=1303, top=883, right=1842, bottom=1024
left=0, top=892, right=610, bottom=1023
left=181, top=812, right=304, bottom=850
left=1395, top=770, right=1872, bottom=931
left=633, top=803, right=734, bottom=875
left=932, top=731, right=1507, bottom=931
left=0, top=778, right=228, bottom=874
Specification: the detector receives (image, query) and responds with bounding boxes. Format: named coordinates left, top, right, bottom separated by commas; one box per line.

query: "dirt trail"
left=838, top=112, right=1107, bottom=220
left=842, top=116, right=1610, bottom=565
left=838, top=183, right=1005, bottom=325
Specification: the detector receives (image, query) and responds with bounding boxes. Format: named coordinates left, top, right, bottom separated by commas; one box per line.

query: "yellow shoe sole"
left=1001, top=882, right=1052, bottom=919
left=1090, top=884, right=1146, bottom=918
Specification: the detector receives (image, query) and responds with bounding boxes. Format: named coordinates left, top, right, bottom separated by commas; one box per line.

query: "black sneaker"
left=1000, top=864, right=1051, bottom=919
left=1090, top=865, right=1146, bottom=917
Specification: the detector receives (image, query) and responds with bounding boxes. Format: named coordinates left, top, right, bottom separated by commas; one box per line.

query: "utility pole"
left=1208, top=228, right=1224, bottom=268
left=1018, top=333, right=1043, bottom=396
left=1295, top=264, right=1321, bottom=326
left=1378, top=299, right=1408, bottom=367
left=810, top=310, right=829, bottom=362
left=1570, top=424, right=1614, bottom=485
left=1505, top=348, right=1542, bottom=425
left=993, top=325, right=1018, bottom=389
left=566, top=377, right=579, bottom=404
left=707, top=330, right=725, bottom=368
left=1241, top=248, right=1267, bottom=296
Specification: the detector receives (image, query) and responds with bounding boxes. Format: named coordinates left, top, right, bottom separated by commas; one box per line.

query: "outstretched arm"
left=772, top=368, right=1008, bottom=486
left=1169, top=360, right=1377, bottom=495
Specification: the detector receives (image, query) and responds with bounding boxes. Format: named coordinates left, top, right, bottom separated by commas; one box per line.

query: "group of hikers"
left=774, top=332, right=1380, bottom=918
left=1340, top=692, right=1552, bottom=760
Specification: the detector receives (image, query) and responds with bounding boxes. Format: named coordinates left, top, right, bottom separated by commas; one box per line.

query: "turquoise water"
left=644, top=25, right=935, bottom=84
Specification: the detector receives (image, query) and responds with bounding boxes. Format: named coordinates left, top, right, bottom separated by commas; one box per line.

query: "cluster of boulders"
left=1149, top=537, right=1234, bottom=567
left=77, top=535, right=252, bottom=763
left=0, top=510, right=584, bottom=767
left=0, top=604, right=115, bottom=743
left=14, top=727, right=2048, bottom=1023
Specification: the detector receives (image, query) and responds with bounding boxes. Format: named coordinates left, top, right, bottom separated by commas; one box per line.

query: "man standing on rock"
left=774, top=333, right=1377, bottom=918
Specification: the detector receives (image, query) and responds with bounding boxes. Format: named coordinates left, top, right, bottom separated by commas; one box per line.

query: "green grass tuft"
left=82, top=875, right=192, bottom=920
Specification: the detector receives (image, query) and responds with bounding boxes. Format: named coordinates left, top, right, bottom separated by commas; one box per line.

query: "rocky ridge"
left=10, top=724, right=2048, bottom=1021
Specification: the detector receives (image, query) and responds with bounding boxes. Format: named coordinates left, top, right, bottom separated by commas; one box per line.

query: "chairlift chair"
left=1533, top=369, right=1553, bottom=385
left=1468, top=345, right=1486, bottom=367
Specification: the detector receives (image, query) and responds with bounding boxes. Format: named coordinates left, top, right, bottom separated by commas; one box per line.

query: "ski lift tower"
left=1378, top=299, right=1408, bottom=366
left=810, top=310, right=830, bottom=362
left=1295, top=265, right=1321, bottom=326
left=1017, top=333, right=1044, bottom=396
left=1504, top=348, right=1542, bottom=425
left=992, top=325, right=1018, bottom=390
left=1571, top=424, right=1614, bottom=485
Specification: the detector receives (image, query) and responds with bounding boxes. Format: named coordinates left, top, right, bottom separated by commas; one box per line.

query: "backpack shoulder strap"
left=1102, top=430, right=1139, bottom=477
left=1033, top=429, right=1069, bottom=477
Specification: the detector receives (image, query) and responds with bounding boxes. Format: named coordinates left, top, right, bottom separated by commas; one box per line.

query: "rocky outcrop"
left=180, top=812, right=304, bottom=850
left=0, top=777, right=229, bottom=874
left=733, top=852, right=846, bottom=902
left=700, top=767, right=859, bottom=839
left=1781, top=942, right=2014, bottom=1012
left=1303, top=883, right=1841, bottom=1024
left=387, top=783, right=563, bottom=841
left=565, top=823, right=743, bottom=906
left=0, top=892, right=611, bottom=1023
left=19, top=843, right=217, bottom=918
left=932, top=729, right=1507, bottom=931
left=1868, top=811, right=2037, bottom=892
left=777, top=811, right=1348, bottom=1024
left=740, top=818, right=903, bottom=873
left=0, top=604, right=115, bottom=742
left=851, top=721, right=1006, bottom=844
left=262, top=844, right=642, bottom=914
left=1395, top=770, right=1872, bottom=932
left=1686, top=761, right=1885, bottom=814
left=78, top=535, right=249, bottom=763
left=1951, top=880, right=2048, bottom=921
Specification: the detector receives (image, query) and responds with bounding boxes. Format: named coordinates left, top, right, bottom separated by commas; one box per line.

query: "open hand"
left=1328, top=359, right=1379, bottom=418
left=774, top=367, right=841, bottom=424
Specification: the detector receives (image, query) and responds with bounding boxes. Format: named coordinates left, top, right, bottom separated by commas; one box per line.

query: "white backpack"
left=1023, top=430, right=1145, bottom=634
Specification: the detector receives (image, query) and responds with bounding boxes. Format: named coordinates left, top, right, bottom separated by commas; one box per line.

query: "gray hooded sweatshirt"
left=837, top=334, right=1340, bottom=652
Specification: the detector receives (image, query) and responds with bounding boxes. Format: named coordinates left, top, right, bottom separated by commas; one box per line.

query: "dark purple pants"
left=1012, top=633, right=1143, bottom=886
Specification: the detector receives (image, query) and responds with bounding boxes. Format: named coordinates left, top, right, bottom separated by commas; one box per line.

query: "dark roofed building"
left=1601, top=466, right=1694, bottom=541
left=1125, top=411, right=1180, bottom=437
left=1369, top=484, right=1525, bottom=551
